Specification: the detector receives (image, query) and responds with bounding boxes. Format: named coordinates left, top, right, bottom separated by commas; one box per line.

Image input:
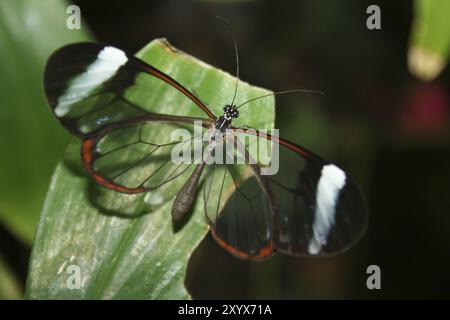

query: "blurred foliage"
left=0, top=0, right=90, bottom=244
left=0, top=254, right=21, bottom=299
left=408, top=0, right=450, bottom=80
left=25, top=39, right=274, bottom=299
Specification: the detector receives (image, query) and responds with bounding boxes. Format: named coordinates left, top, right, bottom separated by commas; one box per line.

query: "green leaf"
left=0, top=0, right=90, bottom=244
left=408, top=0, right=450, bottom=81
left=25, top=39, right=274, bottom=299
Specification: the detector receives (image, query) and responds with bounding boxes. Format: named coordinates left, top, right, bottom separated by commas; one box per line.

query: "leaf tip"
left=408, top=45, right=446, bottom=81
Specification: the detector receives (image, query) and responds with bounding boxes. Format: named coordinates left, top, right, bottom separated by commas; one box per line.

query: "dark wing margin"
left=82, top=136, right=146, bottom=194
left=44, top=42, right=215, bottom=138
left=208, top=128, right=368, bottom=258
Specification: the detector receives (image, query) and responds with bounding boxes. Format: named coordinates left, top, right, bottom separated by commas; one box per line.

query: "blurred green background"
left=0, top=0, right=449, bottom=299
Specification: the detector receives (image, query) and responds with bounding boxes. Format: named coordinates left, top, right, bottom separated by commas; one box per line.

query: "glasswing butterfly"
left=43, top=23, right=367, bottom=260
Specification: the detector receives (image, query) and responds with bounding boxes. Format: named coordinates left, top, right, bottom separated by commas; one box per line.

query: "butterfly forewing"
left=44, top=42, right=214, bottom=138
left=231, top=129, right=367, bottom=257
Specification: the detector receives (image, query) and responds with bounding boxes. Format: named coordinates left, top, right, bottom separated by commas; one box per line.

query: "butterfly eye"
left=232, top=110, right=239, bottom=118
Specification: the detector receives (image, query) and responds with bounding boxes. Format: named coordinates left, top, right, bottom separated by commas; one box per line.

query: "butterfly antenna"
left=236, top=89, right=325, bottom=110
left=216, top=16, right=239, bottom=107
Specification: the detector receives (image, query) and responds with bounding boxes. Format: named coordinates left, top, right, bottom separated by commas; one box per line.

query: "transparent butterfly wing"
left=204, top=129, right=367, bottom=259
left=82, top=117, right=210, bottom=196
left=267, top=138, right=367, bottom=256
left=202, top=138, right=275, bottom=259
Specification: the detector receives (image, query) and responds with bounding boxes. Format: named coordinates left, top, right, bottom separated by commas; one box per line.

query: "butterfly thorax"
left=214, top=104, right=239, bottom=133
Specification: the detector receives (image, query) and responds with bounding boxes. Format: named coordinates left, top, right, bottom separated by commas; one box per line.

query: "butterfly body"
left=214, top=105, right=239, bottom=131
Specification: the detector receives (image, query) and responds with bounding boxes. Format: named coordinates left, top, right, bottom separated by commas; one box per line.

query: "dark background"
left=1, top=0, right=449, bottom=299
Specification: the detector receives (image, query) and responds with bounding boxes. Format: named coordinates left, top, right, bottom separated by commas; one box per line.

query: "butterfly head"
left=223, top=105, right=239, bottom=120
